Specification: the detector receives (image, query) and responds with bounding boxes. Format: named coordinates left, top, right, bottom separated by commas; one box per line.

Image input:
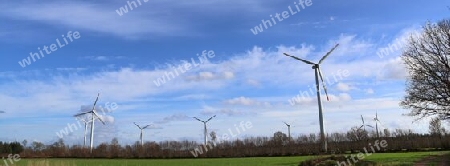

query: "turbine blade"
left=206, top=115, right=216, bottom=122
left=92, top=93, right=100, bottom=110
left=134, top=122, right=141, bottom=129
left=283, top=53, right=315, bottom=65
left=375, top=111, right=379, bottom=121
left=318, top=43, right=339, bottom=64
left=361, top=115, right=364, bottom=124
left=193, top=117, right=203, bottom=122
left=74, top=112, right=89, bottom=117
left=359, top=125, right=364, bottom=129
left=93, top=110, right=105, bottom=125
left=142, top=125, right=151, bottom=129
left=283, top=121, right=288, bottom=126
left=366, top=125, right=374, bottom=128
left=318, top=68, right=330, bottom=101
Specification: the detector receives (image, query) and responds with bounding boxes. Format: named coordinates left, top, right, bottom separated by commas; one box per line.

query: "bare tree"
left=429, top=117, right=445, bottom=136
left=209, top=131, right=217, bottom=143
left=384, top=128, right=391, bottom=137
left=22, top=139, right=28, bottom=148
left=401, top=19, right=450, bottom=121
left=272, top=131, right=287, bottom=145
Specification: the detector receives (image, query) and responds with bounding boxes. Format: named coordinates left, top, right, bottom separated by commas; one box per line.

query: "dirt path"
left=414, top=154, right=450, bottom=166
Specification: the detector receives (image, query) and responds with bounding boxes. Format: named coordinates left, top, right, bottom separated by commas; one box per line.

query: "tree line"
left=11, top=124, right=449, bottom=158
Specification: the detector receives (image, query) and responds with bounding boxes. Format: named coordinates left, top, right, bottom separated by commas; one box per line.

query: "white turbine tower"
left=193, top=115, right=216, bottom=145
left=283, top=121, right=292, bottom=142
left=134, top=122, right=152, bottom=146
left=283, top=44, right=339, bottom=153
left=73, top=93, right=105, bottom=153
left=75, top=116, right=90, bottom=147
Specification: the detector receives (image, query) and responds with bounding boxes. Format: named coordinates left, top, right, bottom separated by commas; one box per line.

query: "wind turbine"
left=134, top=122, right=152, bottom=146
left=359, top=115, right=373, bottom=133
left=374, top=111, right=382, bottom=138
left=283, top=121, right=292, bottom=142
left=75, top=116, right=90, bottom=147
left=73, top=93, right=105, bottom=153
left=193, top=115, right=216, bottom=145
left=283, top=44, right=339, bottom=152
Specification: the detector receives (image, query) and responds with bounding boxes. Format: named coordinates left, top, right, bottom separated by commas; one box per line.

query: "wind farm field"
left=12, top=151, right=450, bottom=166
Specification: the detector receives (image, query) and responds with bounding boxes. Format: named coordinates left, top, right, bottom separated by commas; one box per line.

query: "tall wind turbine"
left=283, top=121, right=291, bottom=142
left=283, top=43, right=339, bottom=152
left=74, top=93, right=105, bottom=153
left=193, top=115, right=216, bottom=145
left=359, top=115, right=373, bottom=133
left=134, top=122, right=152, bottom=146
left=373, top=112, right=382, bottom=138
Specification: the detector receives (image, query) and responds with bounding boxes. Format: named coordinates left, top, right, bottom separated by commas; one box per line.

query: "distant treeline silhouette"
left=10, top=128, right=450, bottom=158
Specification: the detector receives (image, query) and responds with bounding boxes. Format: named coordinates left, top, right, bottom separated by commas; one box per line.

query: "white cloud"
left=185, top=71, right=234, bottom=81
left=366, top=88, right=375, bottom=94
left=83, top=56, right=126, bottom=61
left=377, top=57, right=407, bottom=80
left=246, top=79, right=260, bottom=87
left=0, top=0, right=273, bottom=39
left=0, top=2, right=190, bottom=38
left=201, top=107, right=247, bottom=116
left=224, top=97, right=257, bottom=106
left=223, top=97, right=271, bottom=107
left=156, top=114, right=190, bottom=124
left=336, top=82, right=352, bottom=92
left=338, top=93, right=352, bottom=101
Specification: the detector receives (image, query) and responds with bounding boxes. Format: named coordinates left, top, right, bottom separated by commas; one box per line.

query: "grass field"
left=363, top=151, right=449, bottom=165
left=12, top=151, right=449, bottom=166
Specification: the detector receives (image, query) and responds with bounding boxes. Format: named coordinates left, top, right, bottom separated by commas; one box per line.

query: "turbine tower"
left=75, top=116, right=90, bottom=147
left=283, top=44, right=339, bottom=153
left=74, top=93, right=105, bottom=153
left=193, top=115, right=216, bottom=145
left=283, top=121, right=291, bottom=142
left=374, top=111, right=382, bottom=138
left=134, top=122, right=152, bottom=146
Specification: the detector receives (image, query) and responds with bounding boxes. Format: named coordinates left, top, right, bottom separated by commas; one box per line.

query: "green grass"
left=15, top=156, right=314, bottom=166
left=362, top=151, right=449, bottom=166
left=12, top=151, right=450, bottom=166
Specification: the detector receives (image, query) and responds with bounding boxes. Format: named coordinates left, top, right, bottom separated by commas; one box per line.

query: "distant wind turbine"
left=193, top=115, right=216, bottom=145
left=283, top=121, right=292, bottom=142
left=75, top=116, right=90, bottom=147
left=74, top=93, right=105, bottom=153
left=373, top=112, right=382, bottom=138
left=359, top=115, right=373, bottom=133
left=283, top=44, right=339, bottom=152
left=134, top=122, right=152, bottom=146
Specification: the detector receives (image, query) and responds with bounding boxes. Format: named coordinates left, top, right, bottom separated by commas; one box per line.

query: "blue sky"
left=0, top=0, right=448, bottom=145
